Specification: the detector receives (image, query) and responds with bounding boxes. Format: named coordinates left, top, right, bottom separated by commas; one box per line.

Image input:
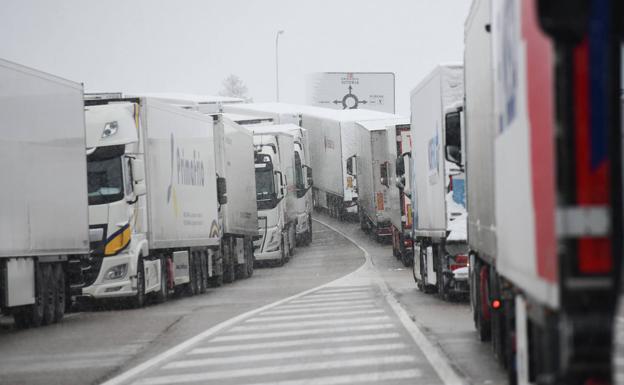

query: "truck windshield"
left=88, top=157, right=124, bottom=205
left=255, top=166, right=276, bottom=210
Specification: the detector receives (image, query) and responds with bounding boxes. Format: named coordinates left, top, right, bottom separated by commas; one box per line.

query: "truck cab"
left=253, top=134, right=292, bottom=265
left=82, top=100, right=154, bottom=304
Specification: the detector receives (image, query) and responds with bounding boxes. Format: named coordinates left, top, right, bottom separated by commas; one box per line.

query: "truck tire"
left=53, top=263, right=66, bottom=323
left=31, top=263, right=45, bottom=327
left=476, top=265, right=491, bottom=341
left=154, top=257, right=169, bottom=303
left=131, top=259, right=146, bottom=308
left=236, top=242, right=249, bottom=280
left=42, top=264, right=56, bottom=325
left=246, top=238, right=254, bottom=278
left=199, top=251, right=208, bottom=293
left=277, top=238, right=286, bottom=267
left=306, top=218, right=313, bottom=245
left=208, top=254, right=223, bottom=288
left=288, top=227, right=295, bottom=257
left=223, top=240, right=236, bottom=284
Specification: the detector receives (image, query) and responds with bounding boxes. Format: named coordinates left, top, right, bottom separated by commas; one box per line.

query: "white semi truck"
left=223, top=105, right=315, bottom=245
left=127, top=94, right=259, bottom=283
left=0, top=59, right=90, bottom=328
left=397, top=64, right=469, bottom=299
left=81, top=96, right=224, bottom=306
left=211, top=114, right=258, bottom=281
left=388, top=122, right=414, bottom=267
left=252, top=128, right=297, bottom=265
left=464, top=0, right=624, bottom=382
left=354, top=118, right=409, bottom=243
left=127, top=93, right=244, bottom=114
left=224, top=103, right=396, bottom=220
left=251, top=125, right=313, bottom=246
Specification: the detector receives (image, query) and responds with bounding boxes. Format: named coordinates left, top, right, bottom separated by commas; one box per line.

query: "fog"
left=0, top=0, right=471, bottom=115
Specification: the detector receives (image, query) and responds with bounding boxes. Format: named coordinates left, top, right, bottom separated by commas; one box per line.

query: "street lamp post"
left=275, top=30, right=284, bottom=102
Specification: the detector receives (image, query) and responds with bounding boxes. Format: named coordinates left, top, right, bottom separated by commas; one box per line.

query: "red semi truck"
left=464, top=0, right=622, bottom=384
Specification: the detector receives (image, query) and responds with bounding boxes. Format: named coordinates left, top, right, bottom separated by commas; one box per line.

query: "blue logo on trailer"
left=499, top=0, right=519, bottom=133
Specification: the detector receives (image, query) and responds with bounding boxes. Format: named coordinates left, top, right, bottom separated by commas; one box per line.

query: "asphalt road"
left=0, top=214, right=508, bottom=385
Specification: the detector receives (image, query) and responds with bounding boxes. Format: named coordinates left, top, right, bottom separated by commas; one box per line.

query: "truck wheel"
left=306, top=218, right=313, bottom=245
left=155, top=257, right=169, bottom=303
left=288, top=227, right=295, bottom=257
left=192, top=252, right=202, bottom=294
left=223, top=241, right=236, bottom=284
left=196, top=253, right=206, bottom=294
left=436, top=252, right=450, bottom=301
left=283, top=232, right=291, bottom=263
left=236, top=242, right=249, bottom=280
left=246, top=238, right=254, bottom=278
left=402, top=250, right=413, bottom=268
left=277, top=238, right=286, bottom=267
left=199, top=252, right=208, bottom=293
left=31, top=263, right=45, bottom=327
left=208, top=255, right=223, bottom=287
left=476, top=265, right=491, bottom=341
left=42, top=264, right=56, bottom=325
left=13, top=307, right=31, bottom=328
left=53, top=263, right=66, bottom=323
left=131, top=259, right=146, bottom=308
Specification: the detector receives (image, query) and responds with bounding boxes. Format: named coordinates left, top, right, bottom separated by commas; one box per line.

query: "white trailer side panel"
left=465, top=0, right=497, bottom=259
left=303, top=115, right=344, bottom=197
left=411, top=66, right=463, bottom=235
left=357, top=120, right=402, bottom=224
left=492, top=1, right=558, bottom=308
left=0, top=59, right=89, bottom=257
left=221, top=117, right=258, bottom=236
left=143, top=99, right=220, bottom=249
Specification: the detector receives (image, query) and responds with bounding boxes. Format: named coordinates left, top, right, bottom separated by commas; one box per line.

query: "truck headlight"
left=105, top=264, right=128, bottom=281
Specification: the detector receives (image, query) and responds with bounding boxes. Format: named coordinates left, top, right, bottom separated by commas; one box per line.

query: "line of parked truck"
left=0, top=63, right=321, bottom=328
left=1, top=0, right=622, bottom=382
left=390, top=1, right=623, bottom=384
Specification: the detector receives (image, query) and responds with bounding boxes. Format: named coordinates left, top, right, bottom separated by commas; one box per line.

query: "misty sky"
left=0, top=1, right=471, bottom=115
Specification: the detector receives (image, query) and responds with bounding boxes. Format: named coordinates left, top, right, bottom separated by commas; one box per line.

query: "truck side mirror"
left=395, top=156, right=405, bottom=176
left=217, top=176, right=227, bottom=205
left=134, top=181, right=147, bottom=197
left=304, top=165, right=313, bottom=187
left=131, top=158, right=145, bottom=182
left=346, top=155, right=357, bottom=176
left=380, top=162, right=389, bottom=187
left=274, top=170, right=284, bottom=198
left=444, top=111, right=462, bottom=166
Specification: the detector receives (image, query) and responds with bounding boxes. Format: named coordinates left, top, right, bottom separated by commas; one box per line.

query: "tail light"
left=449, top=254, right=468, bottom=271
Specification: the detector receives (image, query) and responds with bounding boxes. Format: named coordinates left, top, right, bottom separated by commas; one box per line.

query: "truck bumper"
left=254, top=250, right=282, bottom=261
left=447, top=267, right=469, bottom=294
left=80, top=254, right=136, bottom=299
left=295, top=213, right=310, bottom=236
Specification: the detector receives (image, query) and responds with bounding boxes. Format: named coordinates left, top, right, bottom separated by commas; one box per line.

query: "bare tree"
left=218, top=74, right=253, bottom=102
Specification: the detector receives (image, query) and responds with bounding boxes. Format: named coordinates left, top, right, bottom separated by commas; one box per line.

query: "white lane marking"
left=242, top=369, right=422, bottom=385
left=229, top=315, right=391, bottom=332
left=246, top=309, right=384, bottom=323
left=260, top=303, right=376, bottom=316
left=313, top=287, right=373, bottom=294
left=299, top=292, right=373, bottom=299
left=289, top=294, right=372, bottom=304
left=188, top=332, right=402, bottom=355
left=165, top=343, right=408, bottom=369
left=100, top=237, right=370, bottom=385
left=314, top=218, right=465, bottom=385
left=275, top=299, right=375, bottom=310
left=212, top=323, right=396, bottom=342
left=133, top=355, right=416, bottom=385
